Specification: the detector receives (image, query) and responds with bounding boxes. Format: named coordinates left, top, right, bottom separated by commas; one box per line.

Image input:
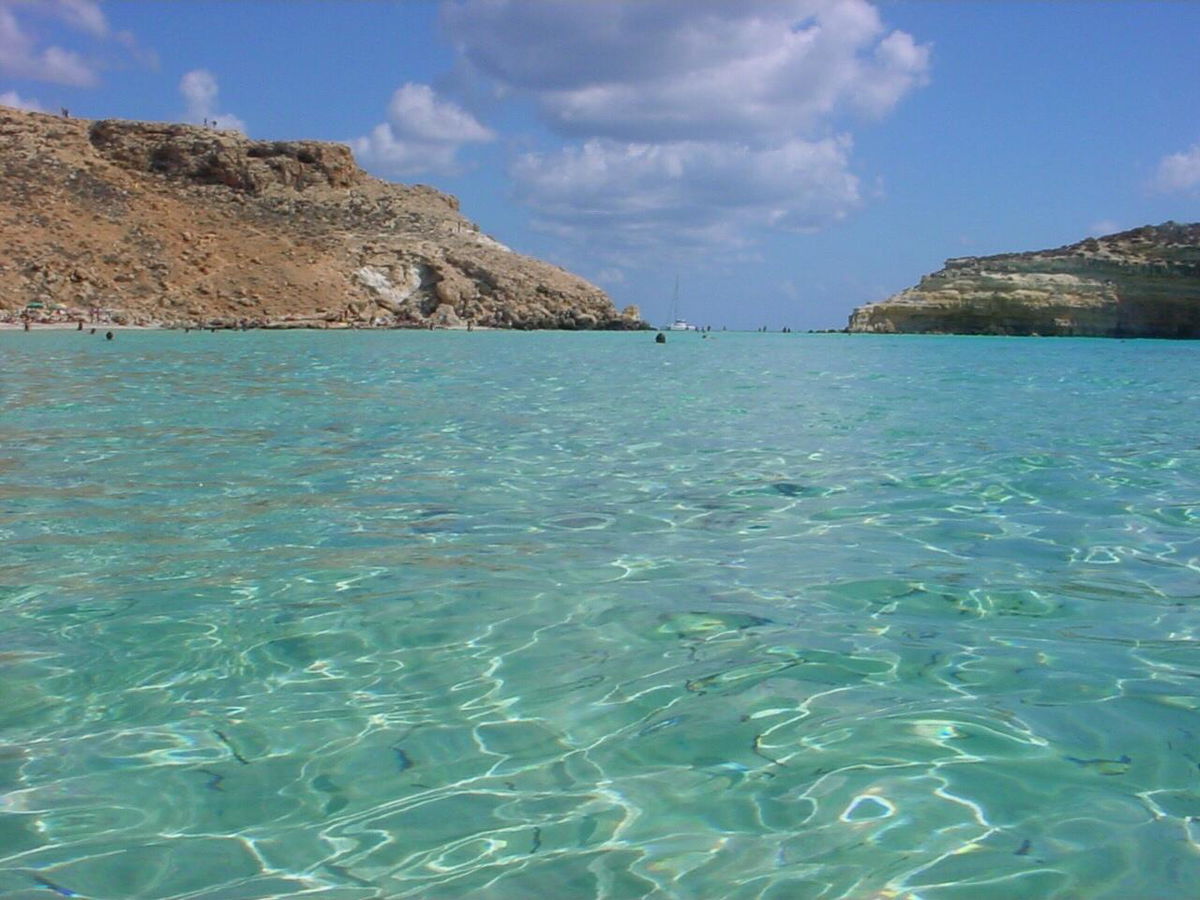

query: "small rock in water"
left=657, top=610, right=772, bottom=638
left=1064, top=753, right=1132, bottom=775
left=771, top=482, right=814, bottom=497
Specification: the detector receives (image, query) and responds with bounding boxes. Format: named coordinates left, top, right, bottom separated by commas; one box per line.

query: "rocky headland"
left=0, top=105, right=642, bottom=329
left=847, top=223, right=1200, bottom=338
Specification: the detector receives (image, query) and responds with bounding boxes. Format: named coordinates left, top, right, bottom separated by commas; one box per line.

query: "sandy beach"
left=0, top=321, right=156, bottom=331
left=0, top=320, right=496, bottom=332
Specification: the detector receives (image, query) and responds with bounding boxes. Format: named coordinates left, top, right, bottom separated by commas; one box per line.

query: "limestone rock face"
left=0, top=106, right=641, bottom=329
left=87, top=120, right=364, bottom=194
left=848, top=223, right=1200, bottom=338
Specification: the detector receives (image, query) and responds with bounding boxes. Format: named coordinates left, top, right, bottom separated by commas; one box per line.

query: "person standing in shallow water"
left=105, top=331, right=113, bottom=340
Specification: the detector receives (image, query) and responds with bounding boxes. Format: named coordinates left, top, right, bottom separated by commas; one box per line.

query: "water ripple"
left=1, top=332, right=1199, bottom=897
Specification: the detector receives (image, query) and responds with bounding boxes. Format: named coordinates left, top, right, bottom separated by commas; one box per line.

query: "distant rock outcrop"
left=847, top=223, right=1200, bottom=338
left=0, top=106, right=642, bottom=329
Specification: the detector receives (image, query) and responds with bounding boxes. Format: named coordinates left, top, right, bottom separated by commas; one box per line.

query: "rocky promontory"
left=847, top=223, right=1200, bottom=338
left=0, top=106, right=642, bottom=329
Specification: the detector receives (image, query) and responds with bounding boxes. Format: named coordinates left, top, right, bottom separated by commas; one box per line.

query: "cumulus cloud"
left=42, top=0, right=108, bottom=37
left=0, top=0, right=153, bottom=87
left=180, top=69, right=246, bottom=133
left=595, top=267, right=627, bottom=286
left=0, top=88, right=44, bottom=111
left=1152, top=144, right=1200, bottom=195
left=441, top=0, right=928, bottom=255
left=350, top=82, right=495, bottom=176
left=512, top=136, right=860, bottom=250
left=444, top=0, right=929, bottom=141
left=0, top=2, right=98, bottom=85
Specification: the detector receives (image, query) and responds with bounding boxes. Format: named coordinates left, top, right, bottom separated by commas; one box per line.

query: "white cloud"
left=595, top=267, right=627, bottom=285
left=441, top=0, right=928, bottom=258
left=0, top=88, right=44, bottom=111
left=180, top=69, right=246, bottom=133
left=351, top=122, right=465, bottom=176
left=512, top=136, right=860, bottom=252
left=180, top=68, right=217, bottom=113
left=1152, top=144, right=1200, bottom=195
left=1088, top=219, right=1121, bottom=237
left=386, top=82, right=493, bottom=143
left=351, top=82, right=495, bottom=176
left=0, top=3, right=97, bottom=85
left=43, top=0, right=108, bottom=37
left=444, top=0, right=929, bottom=142
left=0, top=0, right=153, bottom=86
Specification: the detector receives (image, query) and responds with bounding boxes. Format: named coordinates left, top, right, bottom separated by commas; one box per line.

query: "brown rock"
left=0, top=106, right=643, bottom=330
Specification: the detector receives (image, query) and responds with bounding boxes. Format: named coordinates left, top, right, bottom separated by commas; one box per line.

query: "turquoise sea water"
left=2, top=330, right=1200, bottom=899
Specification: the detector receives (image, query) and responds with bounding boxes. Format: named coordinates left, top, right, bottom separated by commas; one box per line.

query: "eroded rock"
left=848, top=223, right=1200, bottom=338
left=0, top=105, right=644, bottom=330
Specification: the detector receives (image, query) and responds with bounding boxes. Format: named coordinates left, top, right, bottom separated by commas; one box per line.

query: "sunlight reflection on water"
left=1, top=331, right=1199, bottom=898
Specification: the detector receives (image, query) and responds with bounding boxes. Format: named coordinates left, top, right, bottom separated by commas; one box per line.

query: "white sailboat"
left=665, top=276, right=698, bottom=331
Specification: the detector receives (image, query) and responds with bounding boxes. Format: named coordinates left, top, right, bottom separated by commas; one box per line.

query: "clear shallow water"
left=1, top=330, right=1200, bottom=899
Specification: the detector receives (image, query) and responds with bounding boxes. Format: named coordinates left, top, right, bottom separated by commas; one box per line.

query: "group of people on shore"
left=2, top=304, right=114, bottom=329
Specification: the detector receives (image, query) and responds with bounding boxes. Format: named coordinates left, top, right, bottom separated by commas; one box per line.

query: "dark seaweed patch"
left=213, top=729, right=251, bottom=765
left=393, top=746, right=413, bottom=772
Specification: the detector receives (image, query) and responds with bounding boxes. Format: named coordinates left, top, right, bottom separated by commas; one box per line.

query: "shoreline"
left=0, top=320, right=491, bottom=332
left=0, top=319, right=646, bottom=333
left=0, top=322, right=155, bottom=331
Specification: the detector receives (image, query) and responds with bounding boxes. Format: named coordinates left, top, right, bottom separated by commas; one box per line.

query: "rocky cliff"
left=0, top=106, right=642, bottom=329
left=847, top=223, right=1200, bottom=338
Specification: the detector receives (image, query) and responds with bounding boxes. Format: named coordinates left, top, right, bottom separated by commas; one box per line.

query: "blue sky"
left=2, top=1, right=1198, bottom=330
